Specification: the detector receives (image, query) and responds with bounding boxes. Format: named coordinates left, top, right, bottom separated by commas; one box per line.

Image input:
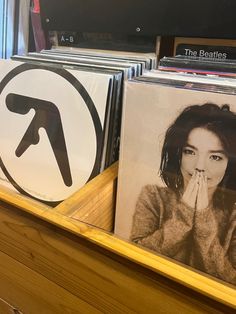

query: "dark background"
left=39, top=0, right=236, bottom=39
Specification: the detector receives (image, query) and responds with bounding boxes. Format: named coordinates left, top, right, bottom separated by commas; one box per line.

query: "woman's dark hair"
left=160, top=103, right=236, bottom=211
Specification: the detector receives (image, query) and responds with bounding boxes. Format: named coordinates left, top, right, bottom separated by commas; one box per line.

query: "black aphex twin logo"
left=6, top=93, right=72, bottom=187
left=0, top=63, right=103, bottom=205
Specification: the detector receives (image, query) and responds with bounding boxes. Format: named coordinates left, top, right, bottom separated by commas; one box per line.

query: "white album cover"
left=0, top=59, right=112, bottom=204
left=115, top=79, right=236, bottom=285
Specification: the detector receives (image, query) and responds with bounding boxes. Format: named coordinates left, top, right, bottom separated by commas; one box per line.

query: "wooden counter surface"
left=0, top=162, right=234, bottom=313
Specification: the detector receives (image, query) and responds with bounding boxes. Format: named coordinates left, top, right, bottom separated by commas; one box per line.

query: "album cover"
left=12, top=53, right=126, bottom=166
left=0, top=59, right=114, bottom=205
left=115, top=77, right=236, bottom=285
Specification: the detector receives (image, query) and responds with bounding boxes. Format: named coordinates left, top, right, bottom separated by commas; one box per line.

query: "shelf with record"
left=1, top=1, right=236, bottom=312
left=0, top=54, right=235, bottom=312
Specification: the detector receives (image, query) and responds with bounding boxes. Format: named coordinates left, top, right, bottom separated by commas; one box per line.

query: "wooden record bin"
left=0, top=161, right=234, bottom=313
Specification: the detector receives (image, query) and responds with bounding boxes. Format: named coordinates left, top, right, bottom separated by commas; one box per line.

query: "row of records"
left=0, top=47, right=156, bottom=204
left=1, top=47, right=236, bottom=286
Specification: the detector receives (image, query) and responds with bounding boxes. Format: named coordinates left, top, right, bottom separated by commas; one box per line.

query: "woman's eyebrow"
left=209, top=150, right=226, bottom=154
left=184, top=144, right=196, bottom=149
left=184, top=145, right=226, bottom=155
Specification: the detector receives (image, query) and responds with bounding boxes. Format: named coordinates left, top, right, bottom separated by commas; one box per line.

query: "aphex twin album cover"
left=0, top=59, right=112, bottom=204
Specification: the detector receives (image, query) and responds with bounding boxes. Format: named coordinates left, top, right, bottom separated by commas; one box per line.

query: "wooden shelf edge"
left=56, top=161, right=118, bottom=216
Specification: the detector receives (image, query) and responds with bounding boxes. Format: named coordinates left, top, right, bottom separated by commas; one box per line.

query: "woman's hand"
left=182, top=170, right=209, bottom=210
left=182, top=170, right=199, bottom=208
left=196, top=171, right=209, bottom=211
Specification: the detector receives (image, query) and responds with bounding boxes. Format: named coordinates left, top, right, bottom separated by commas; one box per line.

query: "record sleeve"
left=115, top=75, right=236, bottom=285
left=0, top=59, right=114, bottom=205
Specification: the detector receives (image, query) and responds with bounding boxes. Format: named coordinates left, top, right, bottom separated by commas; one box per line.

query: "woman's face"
left=181, top=127, right=228, bottom=189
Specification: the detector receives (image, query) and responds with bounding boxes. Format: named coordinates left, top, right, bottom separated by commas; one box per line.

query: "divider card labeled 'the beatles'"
left=115, top=76, right=236, bottom=285
left=0, top=59, right=112, bottom=204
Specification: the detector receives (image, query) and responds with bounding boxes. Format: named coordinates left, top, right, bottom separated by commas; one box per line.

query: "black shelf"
left=40, top=0, right=236, bottom=39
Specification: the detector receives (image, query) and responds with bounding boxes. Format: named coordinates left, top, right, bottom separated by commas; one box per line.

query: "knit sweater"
left=130, top=185, right=236, bottom=285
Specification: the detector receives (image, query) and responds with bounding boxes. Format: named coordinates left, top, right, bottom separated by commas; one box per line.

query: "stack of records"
left=115, top=70, right=236, bottom=285
left=159, top=55, right=236, bottom=77
left=0, top=48, right=154, bottom=205
left=135, top=68, right=236, bottom=93
left=46, top=46, right=158, bottom=70
left=0, top=0, right=30, bottom=59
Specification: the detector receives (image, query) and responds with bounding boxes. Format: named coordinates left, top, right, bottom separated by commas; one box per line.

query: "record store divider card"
left=0, top=59, right=112, bottom=205
left=115, top=75, right=236, bottom=285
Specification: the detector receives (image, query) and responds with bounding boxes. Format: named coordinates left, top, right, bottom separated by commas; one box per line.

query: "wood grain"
left=0, top=203, right=231, bottom=314
left=0, top=184, right=52, bottom=215
left=69, top=179, right=116, bottom=231
left=56, top=162, right=118, bottom=231
left=4, top=201, right=232, bottom=310
left=0, top=297, right=22, bottom=314
left=0, top=249, right=101, bottom=314
left=0, top=162, right=235, bottom=311
left=0, top=162, right=117, bottom=232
